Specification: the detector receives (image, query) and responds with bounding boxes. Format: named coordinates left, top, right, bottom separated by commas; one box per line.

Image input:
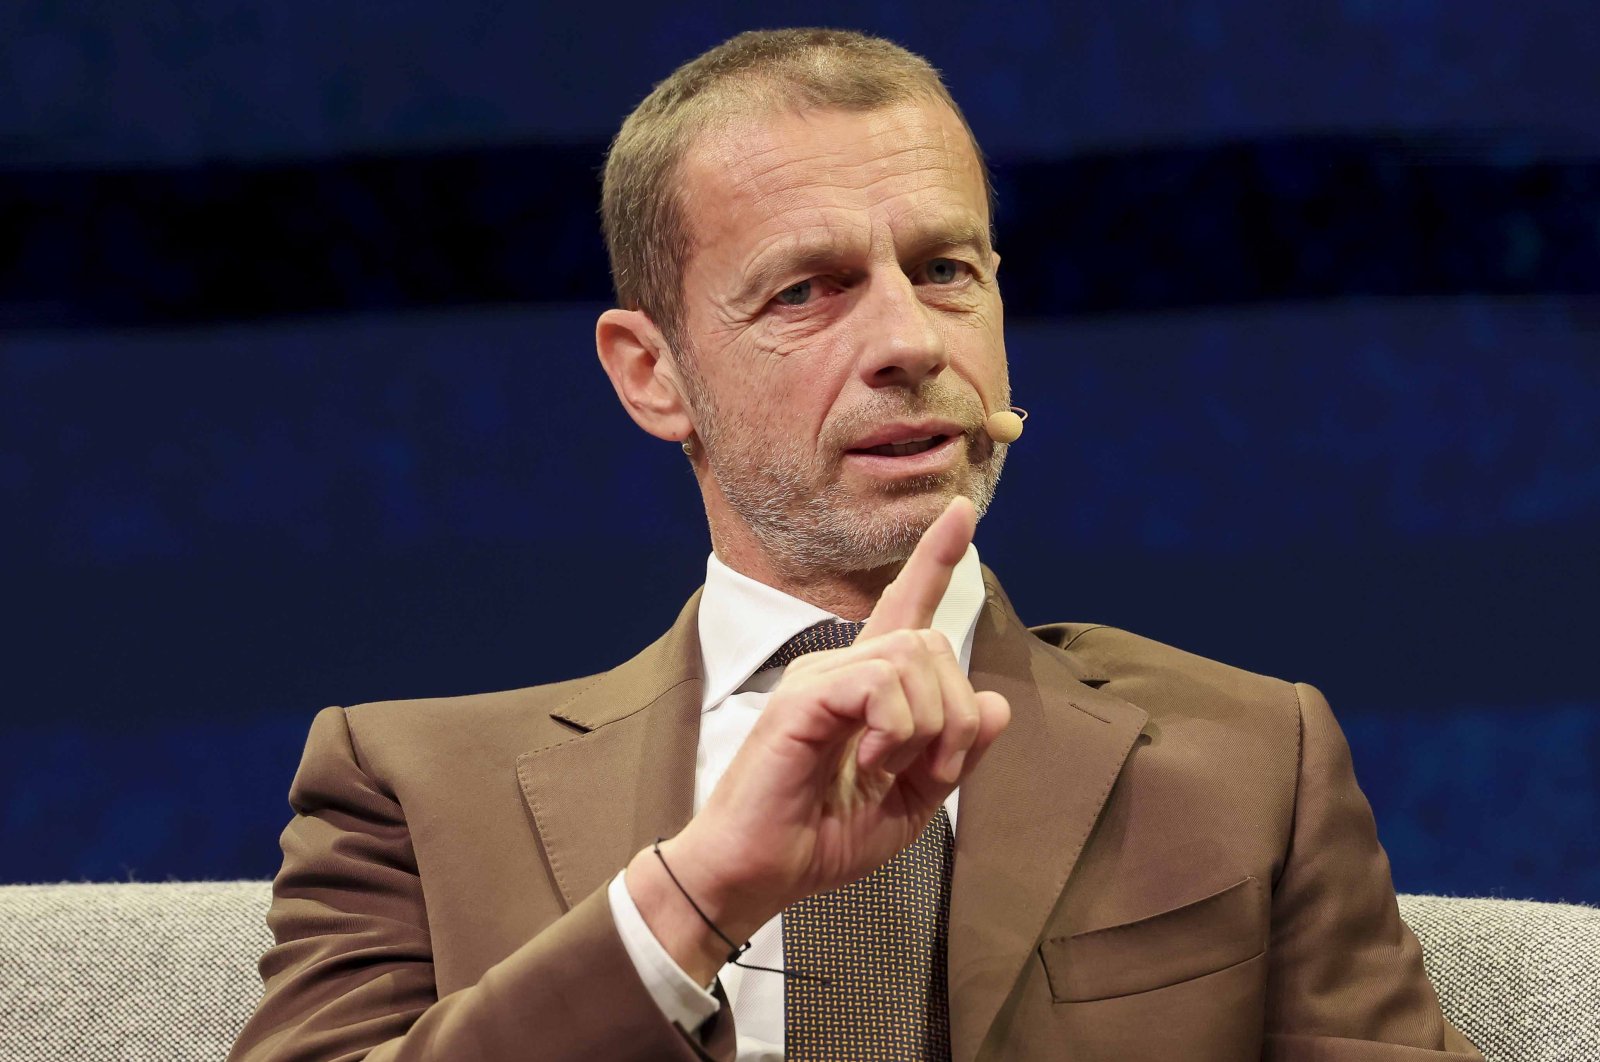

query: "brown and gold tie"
left=762, top=621, right=955, bottom=1062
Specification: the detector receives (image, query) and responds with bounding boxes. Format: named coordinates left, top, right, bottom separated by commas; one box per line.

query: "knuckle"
left=950, top=704, right=981, bottom=740
left=864, top=658, right=899, bottom=689
left=883, top=629, right=923, bottom=660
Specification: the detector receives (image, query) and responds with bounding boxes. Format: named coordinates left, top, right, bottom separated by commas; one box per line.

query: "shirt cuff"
left=608, top=869, right=721, bottom=1034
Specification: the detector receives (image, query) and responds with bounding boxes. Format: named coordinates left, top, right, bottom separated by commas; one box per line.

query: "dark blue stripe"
left=4, top=134, right=1597, bottom=327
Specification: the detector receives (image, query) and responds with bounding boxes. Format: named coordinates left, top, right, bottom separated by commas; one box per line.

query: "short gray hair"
left=600, top=28, right=993, bottom=351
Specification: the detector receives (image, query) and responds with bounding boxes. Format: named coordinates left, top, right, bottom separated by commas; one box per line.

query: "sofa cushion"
left=0, top=881, right=271, bottom=1062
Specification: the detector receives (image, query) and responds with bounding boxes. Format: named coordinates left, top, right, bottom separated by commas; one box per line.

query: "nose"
left=855, top=271, right=949, bottom=389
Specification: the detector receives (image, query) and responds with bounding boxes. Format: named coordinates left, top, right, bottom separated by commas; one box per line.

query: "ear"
left=595, top=308, right=695, bottom=443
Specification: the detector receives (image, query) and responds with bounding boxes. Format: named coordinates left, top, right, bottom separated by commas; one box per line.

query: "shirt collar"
left=696, top=544, right=988, bottom=712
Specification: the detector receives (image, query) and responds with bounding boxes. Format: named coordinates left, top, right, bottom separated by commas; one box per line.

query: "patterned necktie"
left=765, top=621, right=955, bottom=1062
left=757, top=618, right=867, bottom=672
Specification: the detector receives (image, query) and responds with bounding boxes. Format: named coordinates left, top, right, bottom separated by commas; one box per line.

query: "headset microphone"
left=984, top=407, right=1029, bottom=444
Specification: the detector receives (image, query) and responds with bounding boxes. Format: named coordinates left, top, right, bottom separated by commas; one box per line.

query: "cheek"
left=942, top=302, right=1004, bottom=358
left=712, top=356, right=811, bottom=438
left=944, top=309, right=1010, bottom=398
left=763, top=376, right=828, bottom=431
left=741, top=331, right=853, bottom=414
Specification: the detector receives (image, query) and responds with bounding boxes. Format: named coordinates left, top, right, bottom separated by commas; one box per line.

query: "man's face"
left=673, top=98, right=1009, bottom=575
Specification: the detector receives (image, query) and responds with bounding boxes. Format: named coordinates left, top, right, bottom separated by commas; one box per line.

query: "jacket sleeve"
left=1262, top=684, right=1481, bottom=1061
left=227, top=705, right=736, bottom=1062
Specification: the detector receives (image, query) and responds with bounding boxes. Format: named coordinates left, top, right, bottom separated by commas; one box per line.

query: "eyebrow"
left=731, top=216, right=992, bottom=308
left=732, top=238, right=857, bottom=308
left=901, top=217, right=993, bottom=268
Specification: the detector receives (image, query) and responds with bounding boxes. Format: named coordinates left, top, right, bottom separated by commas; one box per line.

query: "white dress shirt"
left=607, top=545, right=988, bottom=1059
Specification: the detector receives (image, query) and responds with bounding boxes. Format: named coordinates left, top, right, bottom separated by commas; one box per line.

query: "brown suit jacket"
left=231, top=570, right=1481, bottom=1061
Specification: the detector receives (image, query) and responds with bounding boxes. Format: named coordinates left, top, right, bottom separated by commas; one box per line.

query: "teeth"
left=863, top=435, right=941, bottom=457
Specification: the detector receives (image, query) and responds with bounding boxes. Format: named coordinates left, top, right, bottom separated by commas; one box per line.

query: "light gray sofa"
left=0, top=882, right=1594, bottom=1061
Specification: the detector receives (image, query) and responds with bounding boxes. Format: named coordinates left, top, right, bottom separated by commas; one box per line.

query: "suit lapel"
left=516, top=591, right=705, bottom=909
left=948, top=572, right=1149, bottom=1062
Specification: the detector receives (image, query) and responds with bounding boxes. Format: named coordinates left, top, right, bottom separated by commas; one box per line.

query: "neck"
left=708, top=531, right=903, bottom=621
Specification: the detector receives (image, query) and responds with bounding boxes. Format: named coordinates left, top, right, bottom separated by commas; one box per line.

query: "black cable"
left=651, top=838, right=831, bottom=984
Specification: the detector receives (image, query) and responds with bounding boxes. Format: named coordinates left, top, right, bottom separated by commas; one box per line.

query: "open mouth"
left=850, top=434, right=950, bottom=458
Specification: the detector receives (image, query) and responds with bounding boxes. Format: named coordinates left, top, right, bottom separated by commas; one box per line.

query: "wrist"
left=625, top=837, right=777, bottom=987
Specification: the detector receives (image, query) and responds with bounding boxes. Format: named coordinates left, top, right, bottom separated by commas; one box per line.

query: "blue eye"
left=925, top=258, right=963, bottom=284
left=777, top=280, right=812, bottom=306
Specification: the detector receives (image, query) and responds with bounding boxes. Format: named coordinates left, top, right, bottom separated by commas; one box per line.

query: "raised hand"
left=627, top=496, right=1011, bottom=984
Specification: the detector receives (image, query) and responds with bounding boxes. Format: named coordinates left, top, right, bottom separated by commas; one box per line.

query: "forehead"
left=676, top=100, right=989, bottom=274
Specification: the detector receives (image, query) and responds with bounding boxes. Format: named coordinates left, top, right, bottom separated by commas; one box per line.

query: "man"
left=232, top=28, right=1482, bottom=1062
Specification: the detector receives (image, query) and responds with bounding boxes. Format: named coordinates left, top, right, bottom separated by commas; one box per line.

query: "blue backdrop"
left=2, top=2, right=1597, bottom=903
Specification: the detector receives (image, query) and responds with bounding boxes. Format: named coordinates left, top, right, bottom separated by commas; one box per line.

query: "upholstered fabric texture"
left=1397, top=893, right=1600, bottom=1062
left=0, top=881, right=272, bottom=1062
left=0, top=881, right=1593, bottom=1061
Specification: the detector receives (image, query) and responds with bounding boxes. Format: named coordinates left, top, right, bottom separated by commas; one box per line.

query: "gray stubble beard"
left=689, top=376, right=1009, bottom=577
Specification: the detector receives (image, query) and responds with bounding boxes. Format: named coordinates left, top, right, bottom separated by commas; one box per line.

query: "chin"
left=874, top=471, right=996, bottom=523
left=812, top=486, right=970, bottom=572
left=725, top=460, right=1002, bottom=576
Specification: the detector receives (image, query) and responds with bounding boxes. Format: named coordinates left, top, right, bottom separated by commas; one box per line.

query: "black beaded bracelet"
left=651, top=838, right=830, bottom=984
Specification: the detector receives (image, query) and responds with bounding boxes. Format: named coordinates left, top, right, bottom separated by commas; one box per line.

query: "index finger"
left=860, top=495, right=977, bottom=639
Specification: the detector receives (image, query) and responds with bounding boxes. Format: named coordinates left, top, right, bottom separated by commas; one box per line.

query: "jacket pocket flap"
left=1040, top=875, right=1267, bottom=1002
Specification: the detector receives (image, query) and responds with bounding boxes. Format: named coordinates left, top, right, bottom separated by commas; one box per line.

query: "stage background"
left=2, top=2, right=1596, bottom=902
